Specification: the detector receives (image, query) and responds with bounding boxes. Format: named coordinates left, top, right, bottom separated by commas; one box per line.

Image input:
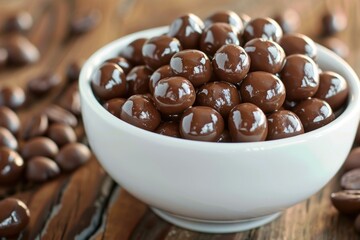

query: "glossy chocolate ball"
left=267, top=110, right=304, bottom=140
left=279, top=33, right=317, bottom=59
left=105, top=57, right=132, bottom=74
left=180, top=106, right=224, bottom=142
left=273, top=9, right=300, bottom=34
left=142, top=35, right=182, bottom=70
left=149, top=65, right=174, bottom=94
left=240, top=71, right=286, bottom=113
left=280, top=54, right=319, bottom=101
left=314, top=71, right=348, bottom=111
left=244, top=38, right=285, bottom=74
left=196, top=81, right=240, bottom=118
left=212, top=44, right=250, bottom=84
left=119, top=38, right=147, bottom=65
left=204, top=10, right=243, bottom=31
left=103, top=98, right=126, bottom=118
left=170, top=50, right=212, bottom=87
left=293, top=98, right=335, bottom=132
left=200, top=23, right=240, bottom=57
left=120, top=95, right=161, bottom=131
left=243, top=17, right=283, bottom=43
left=155, top=121, right=181, bottom=138
left=154, top=76, right=195, bottom=115
left=0, top=148, right=24, bottom=184
left=228, top=103, right=268, bottom=142
left=91, top=63, right=126, bottom=101
left=0, top=198, right=30, bottom=237
left=126, top=65, right=152, bottom=96
left=168, top=13, right=204, bottom=49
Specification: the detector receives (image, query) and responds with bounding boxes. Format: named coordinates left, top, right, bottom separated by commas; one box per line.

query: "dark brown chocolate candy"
left=149, top=65, right=174, bottom=94
left=120, top=95, right=161, bottom=131
left=3, top=11, right=33, bottom=33
left=0, top=198, right=30, bottom=237
left=21, top=137, right=59, bottom=160
left=204, top=10, right=243, bottom=31
left=91, top=62, right=127, bottom=101
left=55, top=143, right=91, bottom=172
left=321, top=37, right=349, bottom=59
left=168, top=13, right=204, bottom=49
left=0, top=127, right=17, bottom=150
left=27, top=73, right=61, bottom=95
left=26, top=156, right=60, bottom=182
left=212, top=44, right=250, bottom=84
left=267, top=110, right=304, bottom=140
left=0, top=106, right=20, bottom=134
left=321, top=10, right=347, bottom=36
left=341, top=168, right=360, bottom=190
left=59, top=83, right=81, bottom=116
left=0, top=85, right=26, bottom=109
left=126, top=65, right=152, bottom=96
left=154, top=76, right=195, bottom=115
left=228, top=103, right=268, bottom=142
left=240, top=71, right=285, bottom=113
left=105, top=57, right=132, bottom=74
left=293, top=98, right=335, bottom=132
left=21, top=113, right=48, bottom=140
left=199, top=23, right=240, bottom=57
left=47, top=123, right=77, bottom=147
left=331, top=190, right=360, bottom=214
left=103, top=98, right=126, bottom=118
left=69, top=10, right=101, bottom=36
left=170, top=50, right=212, bottom=87
left=0, top=47, right=8, bottom=68
left=243, top=17, right=283, bottom=43
left=142, top=35, right=182, bottom=70
left=44, top=105, right=78, bottom=127
left=217, top=129, right=232, bottom=142
left=196, top=81, right=240, bottom=118
left=5, top=35, right=40, bottom=66
left=244, top=38, right=285, bottom=74
left=279, top=33, right=317, bottom=59
left=280, top=54, right=319, bottom=101
left=155, top=121, right=181, bottom=138
left=180, top=106, right=224, bottom=142
left=119, top=38, right=147, bottom=66
left=314, top=71, right=348, bottom=111
left=343, top=148, right=360, bottom=173
left=273, top=9, right=300, bottom=34
left=66, top=60, right=83, bottom=82
left=0, top=148, right=23, bottom=184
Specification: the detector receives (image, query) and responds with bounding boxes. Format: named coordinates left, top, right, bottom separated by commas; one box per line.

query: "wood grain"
left=0, top=0, right=359, bottom=239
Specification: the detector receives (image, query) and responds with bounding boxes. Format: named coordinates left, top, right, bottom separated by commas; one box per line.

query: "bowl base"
left=151, top=208, right=281, bottom=233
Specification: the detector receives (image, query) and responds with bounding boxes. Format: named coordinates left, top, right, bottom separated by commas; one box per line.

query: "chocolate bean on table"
left=55, top=143, right=91, bottom=172
left=59, top=83, right=81, bottom=116
left=228, top=103, right=268, bottom=142
left=44, top=104, right=78, bottom=127
left=69, top=10, right=101, bottom=36
left=126, top=65, right=152, bottom=96
left=21, top=136, right=59, bottom=160
left=343, top=148, right=360, bottom=173
left=149, top=65, right=173, bottom=94
left=168, top=13, right=204, bottom=49
left=91, top=62, right=127, bottom=101
left=180, top=106, right=224, bottom=142
left=5, top=35, right=40, bottom=66
left=278, top=33, right=317, bottom=60
left=273, top=8, right=300, bottom=34
left=142, top=35, right=182, bottom=70
left=105, top=57, right=132, bottom=74
left=155, top=121, right=181, bottom=138
left=0, top=198, right=30, bottom=237
left=47, top=123, right=77, bottom=147
left=0, top=106, right=20, bottom=134
left=243, top=17, right=283, bottom=43
left=0, top=127, right=18, bottom=150
left=341, top=168, right=360, bottom=190
left=267, top=110, right=304, bottom=140
left=119, top=38, right=147, bottom=66
left=321, top=10, right=347, bottom=36
left=170, top=49, right=212, bottom=87
left=331, top=190, right=360, bottom=214
left=204, top=10, right=243, bottom=31
left=66, top=60, right=83, bottom=82
left=27, top=73, right=62, bottom=95
left=0, top=85, right=26, bottom=109
left=21, top=113, right=48, bottom=140
left=26, top=156, right=60, bottom=182
left=0, top=148, right=24, bottom=184
left=3, top=11, right=33, bottom=33
left=103, top=98, right=126, bottom=118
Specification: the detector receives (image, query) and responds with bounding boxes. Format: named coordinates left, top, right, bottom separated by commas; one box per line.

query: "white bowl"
left=79, top=26, right=360, bottom=233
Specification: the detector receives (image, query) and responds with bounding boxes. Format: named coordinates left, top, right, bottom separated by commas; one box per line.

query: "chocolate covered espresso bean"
left=55, top=143, right=91, bottom=171
left=267, top=110, right=304, bottom=140
left=0, top=198, right=30, bottom=237
left=21, top=113, right=48, bottom=140
left=243, top=17, right=283, bottom=43
left=0, top=148, right=24, bottom=184
left=47, top=123, right=77, bottom=147
left=279, top=33, right=317, bottom=59
left=204, top=10, right=243, bottom=31
left=126, top=65, right=152, bottom=96
left=3, top=11, right=33, bottom=33
left=26, top=156, right=60, bottom=182
left=105, top=57, right=132, bottom=74
left=341, top=169, right=360, bottom=190
left=5, top=35, right=40, bottom=66
left=103, top=98, right=126, bottom=118
left=21, top=137, right=59, bottom=160
left=0, top=86, right=26, bottom=109
left=27, top=73, right=61, bottom=95
left=0, top=127, right=18, bottom=150
left=119, top=38, right=147, bottom=66
left=0, top=106, right=20, bottom=134
left=321, top=10, right=347, bottom=36
left=149, top=65, right=174, bottom=94
left=44, top=105, right=78, bottom=127
left=331, top=190, right=360, bottom=214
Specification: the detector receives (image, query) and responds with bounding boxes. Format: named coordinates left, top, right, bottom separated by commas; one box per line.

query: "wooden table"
left=0, top=0, right=359, bottom=239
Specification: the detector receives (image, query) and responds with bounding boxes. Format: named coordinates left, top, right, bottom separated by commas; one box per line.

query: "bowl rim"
left=79, top=26, right=360, bottom=150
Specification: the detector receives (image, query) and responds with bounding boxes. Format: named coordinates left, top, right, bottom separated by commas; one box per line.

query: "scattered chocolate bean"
left=21, top=137, right=59, bottom=160
left=0, top=148, right=24, bottom=184
left=47, top=123, right=77, bottom=147
left=321, top=10, right=347, bottom=36
left=0, top=198, right=30, bottom=237
left=20, top=113, right=48, bottom=140
left=44, top=104, right=78, bottom=127
left=0, top=127, right=18, bottom=150
left=3, top=11, right=33, bottom=33
left=69, top=10, right=101, bottom=36
left=27, top=73, right=61, bottom=95
left=26, top=156, right=60, bottom=182
left=66, top=60, right=83, bottom=82
left=55, top=143, right=91, bottom=171
left=341, top=168, right=360, bottom=190
left=0, top=85, right=26, bottom=109
left=5, top=35, right=40, bottom=66
left=0, top=106, right=20, bottom=134
left=331, top=190, right=360, bottom=214
left=59, top=83, right=81, bottom=116
left=343, top=148, right=360, bottom=173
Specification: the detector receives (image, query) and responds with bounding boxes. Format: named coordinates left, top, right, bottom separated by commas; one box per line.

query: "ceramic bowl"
left=79, top=26, right=360, bottom=233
